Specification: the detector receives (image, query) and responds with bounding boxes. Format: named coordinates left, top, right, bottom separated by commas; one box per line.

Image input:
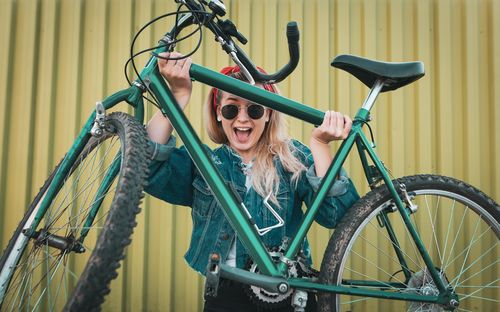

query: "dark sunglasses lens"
left=247, top=104, right=265, bottom=119
left=221, top=105, right=239, bottom=119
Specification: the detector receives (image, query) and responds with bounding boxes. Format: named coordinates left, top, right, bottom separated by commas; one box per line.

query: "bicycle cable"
left=359, top=118, right=406, bottom=189
left=124, top=19, right=205, bottom=108
left=125, top=5, right=212, bottom=109
left=124, top=16, right=206, bottom=87
left=354, top=117, right=404, bottom=189
left=354, top=118, right=376, bottom=147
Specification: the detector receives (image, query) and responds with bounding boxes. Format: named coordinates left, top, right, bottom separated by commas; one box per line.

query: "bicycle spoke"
left=70, top=145, right=120, bottom=234
left=455, top=292, right=499, bottom=303
left=46, top=139, right=107, bottom=228
left=44, top=183, right=116, bottom=240
left=454, top=259, right=499, bottom=287
left=7, top=247, right=45, bottom=307
left=456, top=279, right=499, bottom=302
left=455, top=285, right=500, bottom=289
left=50, top=250, right=70, bottom=311
left=442, top=206, right=469, bottom=271
left=5, top=244, right=79, bottom=310
left=424, top=195, right=444, bottom=265
left=344, top=265, right=405, bottom=290
left=340, top=297, right=372, bottom=305
left=358, top=233, right=414, bottom=274
left=46, top=138, right=118, bottom=231
left=45, top=244, right=52, bottom=309
left=350, top=249, right=407, bottom=286
left=443, top=226, right=494, bottom=273
left=47, top=153, right=118, bottom=234
left=409, top=213, right=425, bottom=269
left=449, top=217, right=485, bottom=287
left=366, top=220, right=425, bottom=272
left=440, top=199, right=455, bottom=270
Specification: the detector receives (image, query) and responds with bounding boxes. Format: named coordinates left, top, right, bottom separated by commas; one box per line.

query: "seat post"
left=361, top=79, right=385, bottom=112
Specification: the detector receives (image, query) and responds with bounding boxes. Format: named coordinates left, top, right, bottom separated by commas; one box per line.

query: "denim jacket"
left=145, top=137, right=359, bottom=275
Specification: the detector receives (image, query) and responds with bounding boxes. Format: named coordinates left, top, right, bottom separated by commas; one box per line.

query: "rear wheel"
left=0, top=112, right=150, bottom=311
left=318, top=175, right=500, bottom=311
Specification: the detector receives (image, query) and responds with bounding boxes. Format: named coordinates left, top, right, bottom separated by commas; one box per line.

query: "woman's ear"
left=265, top=109, right=271, bottom=122
left=216, top=105, right=222, bottom=122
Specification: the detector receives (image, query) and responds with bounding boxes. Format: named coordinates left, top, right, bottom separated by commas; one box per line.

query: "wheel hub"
left=405, top=269, right=451, bottom=312
left=32, top=230, right=85, bottom=253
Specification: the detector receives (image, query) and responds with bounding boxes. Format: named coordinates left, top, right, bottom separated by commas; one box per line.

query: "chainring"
left=243, top=250, right=318, bottom=311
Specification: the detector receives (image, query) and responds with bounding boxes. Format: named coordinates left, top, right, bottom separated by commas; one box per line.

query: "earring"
left=217, top=116, right=222, bottom=122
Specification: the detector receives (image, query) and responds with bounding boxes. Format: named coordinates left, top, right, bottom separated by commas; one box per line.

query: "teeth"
left=235, top=127, right=251, bottom=131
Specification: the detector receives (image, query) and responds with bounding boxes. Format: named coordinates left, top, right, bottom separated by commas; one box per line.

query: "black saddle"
left=331, top=54, right=425, bottom=92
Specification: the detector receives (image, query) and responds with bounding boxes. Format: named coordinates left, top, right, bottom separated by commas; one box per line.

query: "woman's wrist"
left=173, top=91, right=191, bottom=109
left=310, top=135, right=330, bottom=146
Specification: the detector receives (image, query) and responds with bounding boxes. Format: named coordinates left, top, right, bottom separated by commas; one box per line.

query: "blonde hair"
left=205, top=72, right=306, bottom=205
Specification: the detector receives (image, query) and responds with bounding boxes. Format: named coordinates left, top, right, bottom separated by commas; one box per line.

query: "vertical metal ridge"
left=492, top=0, right=500, bottom=202
left=484, top=0, right=495, bottom=197
left=24, top=0, right=43, bottom=220
left=73, top=0, right=85, bottom=137
left=46, top=0, right=61, bottom=171
left=0, top=0, right=17, bottom=249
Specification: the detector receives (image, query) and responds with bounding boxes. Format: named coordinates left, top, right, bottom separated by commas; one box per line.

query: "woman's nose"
left=235, top=107, right=250, bottom=121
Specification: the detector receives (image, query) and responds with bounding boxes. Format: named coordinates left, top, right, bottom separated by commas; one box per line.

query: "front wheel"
left=318, top=174, right=499, bottom=312
left=0, top=112, right=150, bottom=311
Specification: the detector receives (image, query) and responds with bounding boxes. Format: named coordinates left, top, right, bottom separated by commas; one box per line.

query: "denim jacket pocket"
left=192, top=176, right=216, bottom=217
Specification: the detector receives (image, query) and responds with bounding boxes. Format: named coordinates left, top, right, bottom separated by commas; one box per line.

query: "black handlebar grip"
left=235, top=21, right=300, bottom=84
left=286, top=22, right=299, bottom=44
left=284, top=21, right=300, bottom=80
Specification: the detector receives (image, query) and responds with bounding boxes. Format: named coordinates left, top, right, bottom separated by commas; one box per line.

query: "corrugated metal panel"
left=0, top=0, right=498, bottom=310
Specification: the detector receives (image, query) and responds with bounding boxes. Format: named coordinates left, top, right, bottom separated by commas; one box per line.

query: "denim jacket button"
left=221, top=233, right=229, bottom=240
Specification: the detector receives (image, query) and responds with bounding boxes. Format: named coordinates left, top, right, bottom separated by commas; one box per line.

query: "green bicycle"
left=0, top=0, right=498, bottom=311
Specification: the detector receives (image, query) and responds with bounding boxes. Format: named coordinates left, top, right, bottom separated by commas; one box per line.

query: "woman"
left=145, top=52, right=359, bottom=311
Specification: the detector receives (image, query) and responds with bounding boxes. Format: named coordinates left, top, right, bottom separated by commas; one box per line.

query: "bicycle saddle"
left=331, top=54, right=425, bottom=92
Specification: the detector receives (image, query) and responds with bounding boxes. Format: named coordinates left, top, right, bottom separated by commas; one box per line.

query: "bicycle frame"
left=24, top=54, right=456, bottom=305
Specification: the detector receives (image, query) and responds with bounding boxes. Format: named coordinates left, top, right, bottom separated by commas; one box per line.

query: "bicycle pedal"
left=204, top=253, right=221, bottom=297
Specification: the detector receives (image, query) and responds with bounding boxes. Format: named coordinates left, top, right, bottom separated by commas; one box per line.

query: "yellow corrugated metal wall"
left=0, top=0, right=498, bottom=310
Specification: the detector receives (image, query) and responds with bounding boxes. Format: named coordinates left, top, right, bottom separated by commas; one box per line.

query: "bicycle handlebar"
left=176, top=0, right=300, bottom=84
left=234, top=22, right=300, bottom=84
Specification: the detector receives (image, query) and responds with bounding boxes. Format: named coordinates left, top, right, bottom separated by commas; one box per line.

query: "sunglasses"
left=220, top=104, right=265, bottom=120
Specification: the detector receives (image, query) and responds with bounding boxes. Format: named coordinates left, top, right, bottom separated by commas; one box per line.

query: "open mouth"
left=234, top=127, right=253, bottom=142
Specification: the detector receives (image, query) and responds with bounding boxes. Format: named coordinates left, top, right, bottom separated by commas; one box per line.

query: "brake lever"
left=218, top=19, right=247, bottom=44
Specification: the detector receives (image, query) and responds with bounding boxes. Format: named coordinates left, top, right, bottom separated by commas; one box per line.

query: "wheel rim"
left=0, top=135, right=122, bottom=311
left=335, top=188, right=499, bottom=311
